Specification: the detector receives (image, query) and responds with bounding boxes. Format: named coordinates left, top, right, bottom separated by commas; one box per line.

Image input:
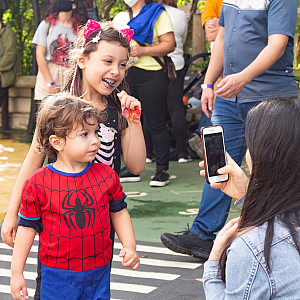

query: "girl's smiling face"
left=79, top=41, right=128, bottom=101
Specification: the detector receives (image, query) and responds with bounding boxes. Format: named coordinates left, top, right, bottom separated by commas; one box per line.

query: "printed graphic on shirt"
left=223, top=0, right=269, bottom=10
left=95, top=123, right=117, bottom=169
left=49, top=33, right=74, bottom=65
left=62, top=189, right=96, bottom=230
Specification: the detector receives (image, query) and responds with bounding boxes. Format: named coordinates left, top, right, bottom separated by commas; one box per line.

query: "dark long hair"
left=220, top=97, right=300, bottom=281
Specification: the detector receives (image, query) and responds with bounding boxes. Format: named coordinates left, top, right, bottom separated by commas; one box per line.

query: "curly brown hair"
left=36, top=93, right=106, bottom=158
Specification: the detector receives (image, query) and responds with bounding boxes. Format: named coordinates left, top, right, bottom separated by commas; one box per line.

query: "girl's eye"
left=81, top=132, right=88, bottom=137
left=105, top=60, right=112, bottom=64
left=120, top=63, right=127, bottom=68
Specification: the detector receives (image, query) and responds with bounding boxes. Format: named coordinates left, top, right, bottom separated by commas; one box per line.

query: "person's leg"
left=142, top=116, right=154, bottom=161
left=167, top=68, right=190, bottom=160
left=0, top=86, right=9, bottom=130
left=161, top=98, right=252, bottom=258
left=127, top=67, right=170, bottom=179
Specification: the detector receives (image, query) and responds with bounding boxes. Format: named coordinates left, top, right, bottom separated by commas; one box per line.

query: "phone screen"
left=204, top=132, right=226, bottom=177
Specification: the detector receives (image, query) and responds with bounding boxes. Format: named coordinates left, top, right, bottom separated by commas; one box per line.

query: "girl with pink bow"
left=2, top=20, right=146, bottom=299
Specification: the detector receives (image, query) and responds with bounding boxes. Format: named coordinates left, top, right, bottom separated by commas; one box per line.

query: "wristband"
left=201, top=84, right=213, bottom=89
left=47, top=81, right=55, bottom=87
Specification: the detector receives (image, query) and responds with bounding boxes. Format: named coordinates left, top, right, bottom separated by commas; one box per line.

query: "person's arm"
left=35, top=45, right=57, bottom=94
left=215, top=34, right=289, bottom=99
left=0, top=27, right=17, bottom=72
left=118, top=91, right=146, bottom=175
left=1, top=133, right=45, bottom=247
left=204, top=229, right=271, bottom=299
left=130, top=31, right=175, bottom=58
left=110, top=209, right=140, bottom=269
left=10, top=226, right=36, bottom=300
left=201, top=26, right=224, bottom=118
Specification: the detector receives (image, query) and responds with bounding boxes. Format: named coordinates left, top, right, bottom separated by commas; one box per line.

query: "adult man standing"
left=161, top=0, right=298, bottom=260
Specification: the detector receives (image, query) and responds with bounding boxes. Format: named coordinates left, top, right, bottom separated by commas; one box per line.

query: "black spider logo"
left=62, top=190, right=96, bottom=230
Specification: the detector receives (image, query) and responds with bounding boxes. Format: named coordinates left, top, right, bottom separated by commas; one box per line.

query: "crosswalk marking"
left=0, top=239, right=202, bottom=299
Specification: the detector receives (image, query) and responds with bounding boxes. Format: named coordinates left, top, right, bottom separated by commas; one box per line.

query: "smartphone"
left=201, top=125, right=228, bottom=184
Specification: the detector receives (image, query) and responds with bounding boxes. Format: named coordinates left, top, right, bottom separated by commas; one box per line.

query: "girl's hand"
left=199, top=152, right=249, bottom=200
left=1, top=211, right=18, bottom=248
left=119, top=248, right=140, bottom=270
left=117, top=91, right=141, bottom=111
left=47, top=83, right=58, bottom=95
left=209, top=217, right=240, bottom=260
left=10, top=273, right=28, bottom=300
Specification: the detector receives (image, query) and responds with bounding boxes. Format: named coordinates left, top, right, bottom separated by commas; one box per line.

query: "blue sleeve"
left=203, top=237, right=271, bottom=299
left=219, top=7, right=224, bottom=27
left=18, top=216, right=42, bottom=233
left=268, top=0, right=298, bottom=38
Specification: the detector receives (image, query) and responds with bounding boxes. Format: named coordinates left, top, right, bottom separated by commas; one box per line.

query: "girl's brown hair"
left=36, top=93, right=106, bottom=158
left=64, top=22, right=131, bottom=132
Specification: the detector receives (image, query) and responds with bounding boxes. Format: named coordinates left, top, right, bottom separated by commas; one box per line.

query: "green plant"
left=3, top=0, right=37, bottom=75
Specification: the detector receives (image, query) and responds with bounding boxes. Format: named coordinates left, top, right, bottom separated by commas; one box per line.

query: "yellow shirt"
left=113, top=10, right=174, bottom=71
left=201, top=0, right=223, bottom=27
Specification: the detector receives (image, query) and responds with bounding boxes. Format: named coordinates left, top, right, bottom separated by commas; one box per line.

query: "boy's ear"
left=49, top=135, right=64, bottom=152
left=77, top=55, right=86, bottom=70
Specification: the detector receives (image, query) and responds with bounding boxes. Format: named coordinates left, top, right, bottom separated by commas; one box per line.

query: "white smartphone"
left=201, top=125, right=228, bottom=184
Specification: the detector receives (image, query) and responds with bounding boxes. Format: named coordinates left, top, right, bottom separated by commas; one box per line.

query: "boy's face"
left=80, top=40, right=128, bottom=98
left=62, top=118, right=100, bottom=163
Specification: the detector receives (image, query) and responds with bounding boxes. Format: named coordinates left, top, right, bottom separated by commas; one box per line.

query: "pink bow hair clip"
left=120, top=28, right=134, bottom=43
left=84, top=19, right=102, bottom=46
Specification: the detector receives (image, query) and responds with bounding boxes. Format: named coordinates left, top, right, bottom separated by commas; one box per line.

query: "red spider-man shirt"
left=18, top=162, right=127, bottom=272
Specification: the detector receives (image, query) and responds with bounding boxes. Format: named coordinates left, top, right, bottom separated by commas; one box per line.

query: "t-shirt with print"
left=32, top=20, right=77, bottom=66
left=113, top=10, right=173, bottom=71
left=94, top=97, right=122, bottom=175
left=18, top=162, right=127, bottom=272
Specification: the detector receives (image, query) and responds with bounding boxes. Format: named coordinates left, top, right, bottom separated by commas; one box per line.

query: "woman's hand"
left=199, top=152, right=249, bottom=200
left=130, top=45, right=144, bottom=57
left=209, top=217, right=240, bottom=260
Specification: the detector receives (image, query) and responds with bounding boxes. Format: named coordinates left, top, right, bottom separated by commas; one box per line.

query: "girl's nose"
left=110, top=63, right=119, bottom=76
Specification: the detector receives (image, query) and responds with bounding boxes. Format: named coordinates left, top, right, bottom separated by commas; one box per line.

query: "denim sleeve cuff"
left=203, top=259, right=222, bottom=280
left=234, top=194, right=245, bottom=209
left=109, top=194, right=127, bottom=213
left=18, top=217, right=42, bottom=233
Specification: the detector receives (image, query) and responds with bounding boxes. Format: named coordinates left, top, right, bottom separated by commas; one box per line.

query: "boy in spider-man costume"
left=10, top=94, right=140, bottom=300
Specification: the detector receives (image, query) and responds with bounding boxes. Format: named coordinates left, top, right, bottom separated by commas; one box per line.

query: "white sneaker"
left=146, top=157, right=152, bottom=164
left=178, top=156, right=192, bottom=164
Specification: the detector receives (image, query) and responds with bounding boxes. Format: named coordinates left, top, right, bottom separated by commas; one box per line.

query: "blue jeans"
left=190, top=97, right=260, bottom=240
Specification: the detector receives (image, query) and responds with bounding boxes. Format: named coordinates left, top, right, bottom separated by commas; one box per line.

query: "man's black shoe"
left=119, top=167, right=141, bottom=183
left=160, top=230, right=213, bottom=260
left=150, top=171, right=169, bottom=187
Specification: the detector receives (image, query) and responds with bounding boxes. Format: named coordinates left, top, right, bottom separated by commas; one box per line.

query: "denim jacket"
left=203, top=219, right=300, bottom=299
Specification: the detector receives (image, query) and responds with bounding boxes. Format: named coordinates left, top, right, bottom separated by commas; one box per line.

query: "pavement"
left=0, top=129, right=242, bottom=299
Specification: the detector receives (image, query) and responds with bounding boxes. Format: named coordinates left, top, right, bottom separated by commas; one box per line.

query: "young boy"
left=10, top=94, right=139, bottom=300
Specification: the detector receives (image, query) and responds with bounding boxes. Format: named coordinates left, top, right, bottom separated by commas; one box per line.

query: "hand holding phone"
left=201, top=125, right=228, bottom=184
